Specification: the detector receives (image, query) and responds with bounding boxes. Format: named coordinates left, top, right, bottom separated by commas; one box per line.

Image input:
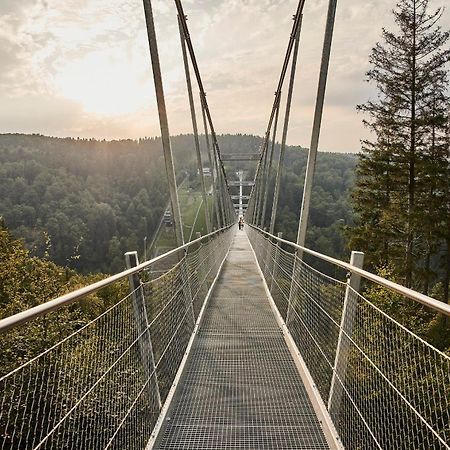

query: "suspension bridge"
left=1, top=0, right=449, bottom=449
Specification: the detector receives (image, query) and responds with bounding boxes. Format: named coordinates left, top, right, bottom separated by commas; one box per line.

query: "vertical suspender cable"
left=178, top=15, right=212, bottom=235
left=200, top=93, right=221, bottom=229
left=261, top=96, right=281, bottom=228
left=254, top=143, right=264, bottom=224
left=212, top=139, right=226, bottom=227
left=175, top=1, right=234, bottom=215
left=246, top=0, right=305, bottom=224
left=142, top=0, right=184, bottom=246
left=296, top=0, right=337, bottom=250
left=269, top=14, right=302, bottom=235
left=256, top=135, right=270, bottom=226
left=251, top=145, right=264, bottom=225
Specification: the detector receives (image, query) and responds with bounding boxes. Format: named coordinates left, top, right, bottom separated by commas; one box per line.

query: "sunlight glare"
left=54, top=50, right=151, bottom=116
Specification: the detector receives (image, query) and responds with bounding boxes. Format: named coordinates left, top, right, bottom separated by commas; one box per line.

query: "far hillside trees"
left=0, top=134, right=356, bottom=274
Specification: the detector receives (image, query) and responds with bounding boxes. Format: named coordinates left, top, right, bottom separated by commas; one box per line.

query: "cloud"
left=0, top=94, right=85, bottom=134
left=0, top=0, right=449, bottom=152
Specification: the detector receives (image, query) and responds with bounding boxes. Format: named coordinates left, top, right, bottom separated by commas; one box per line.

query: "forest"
left=0, top=133, right=356, bottom=274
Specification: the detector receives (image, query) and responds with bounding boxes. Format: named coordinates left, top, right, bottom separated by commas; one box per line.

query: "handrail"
left=0, top=224, right=235, bottom=333
left=248, top=224, right=450, bottom=317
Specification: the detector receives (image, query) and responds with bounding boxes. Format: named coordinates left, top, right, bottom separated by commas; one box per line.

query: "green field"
left=151, top=179, right=213, bottom=256
left=178, top=185, right=204, bottom=240
left=193, top=196, right=214, bottom=236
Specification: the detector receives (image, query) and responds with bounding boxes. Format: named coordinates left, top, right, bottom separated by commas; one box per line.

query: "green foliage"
left=0, top=225, right=146, bottom=447
left=0, top=134, right=197, bottom=273
left=0, top=221, right=126, bottom=376
left=267, top=146, right=357, bottom=261
left=0, top=133, right=356, bottom=274
left=349, top=0, right=450, bottom=298
left=363, top=265, right=449, bottom=350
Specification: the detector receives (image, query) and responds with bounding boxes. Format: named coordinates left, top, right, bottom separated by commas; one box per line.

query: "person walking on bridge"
left=238, top=217, right=244, bottom=230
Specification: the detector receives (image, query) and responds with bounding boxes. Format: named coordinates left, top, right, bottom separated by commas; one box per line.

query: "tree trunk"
left=406, top=0, right=417, bottom=288
left=423, top=246, right=431, bottom=295
left=444, top=239, right=450, bottom=304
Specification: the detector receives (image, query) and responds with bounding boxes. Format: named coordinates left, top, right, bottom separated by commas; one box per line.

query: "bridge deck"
left=153, top=230, right=329, bottom=449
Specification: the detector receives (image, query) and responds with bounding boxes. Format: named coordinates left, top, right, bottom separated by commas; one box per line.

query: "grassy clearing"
left=154, top=228, right=177, bottom=249
left=178, top=186, right=203, bottom=240
left=152, top=182, right=211, bottom=253
left=193, top=196, right=214, bottom=236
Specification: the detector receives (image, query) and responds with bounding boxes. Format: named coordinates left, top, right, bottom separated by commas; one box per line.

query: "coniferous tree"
left=415, top=89, right=449, bottom=294
left=350, top=0, right=450, bottom=292
left=439, top=107, right=450, bottom=304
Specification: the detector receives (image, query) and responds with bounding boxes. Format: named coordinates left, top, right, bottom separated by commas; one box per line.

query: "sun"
left=54, top=49, right=151, bottom=117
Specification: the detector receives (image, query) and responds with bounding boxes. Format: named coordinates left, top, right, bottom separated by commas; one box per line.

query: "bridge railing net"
left=0, top=226, right=234, bottom=450
left=247, top=226, right=450, bottom=450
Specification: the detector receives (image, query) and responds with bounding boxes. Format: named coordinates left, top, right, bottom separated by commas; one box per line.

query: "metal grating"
left=153, top=231, right=329, bottom=449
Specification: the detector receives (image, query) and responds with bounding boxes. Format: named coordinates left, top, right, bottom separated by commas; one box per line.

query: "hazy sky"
left=0, top=0, right=449, bottom=152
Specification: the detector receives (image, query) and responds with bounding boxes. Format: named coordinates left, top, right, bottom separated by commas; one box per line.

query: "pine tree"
left=350, top=0, right=450, bottom=291
left=415, top=89, right=449, bottom=294
left=439, top=104, right=450, bottom=304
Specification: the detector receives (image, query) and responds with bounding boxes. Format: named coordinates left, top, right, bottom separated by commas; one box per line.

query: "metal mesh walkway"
left=153, top=229, right=329, bottom=449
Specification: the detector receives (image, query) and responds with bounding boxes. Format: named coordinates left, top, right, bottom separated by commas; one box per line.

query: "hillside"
left=0, top=133, right=357, bottom=273
left=0, top=222, right=126, bottom=376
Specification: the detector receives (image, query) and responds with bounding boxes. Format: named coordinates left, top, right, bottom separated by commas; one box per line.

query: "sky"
left=0, top=0, right=449, bottom=153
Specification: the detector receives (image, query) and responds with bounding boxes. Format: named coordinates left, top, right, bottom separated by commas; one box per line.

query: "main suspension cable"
left=174, top=0, right=234, bottom=216
left=247, top=0, right=306, bottom=223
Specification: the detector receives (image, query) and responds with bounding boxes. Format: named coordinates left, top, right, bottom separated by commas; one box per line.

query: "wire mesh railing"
left=0, top=225, right=235, bottom=450
left=247, top=225, right=450, bottom=450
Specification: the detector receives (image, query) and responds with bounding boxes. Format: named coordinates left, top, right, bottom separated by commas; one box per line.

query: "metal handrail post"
left=286, top=249, right=299, bottom=326
left=181, top=250, right=196, bottom=326
left=328, top=251, right=364, bottom=411
left=125, top=251, right=162, bottom=409
left=270, top=232, right=283, bottom=294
